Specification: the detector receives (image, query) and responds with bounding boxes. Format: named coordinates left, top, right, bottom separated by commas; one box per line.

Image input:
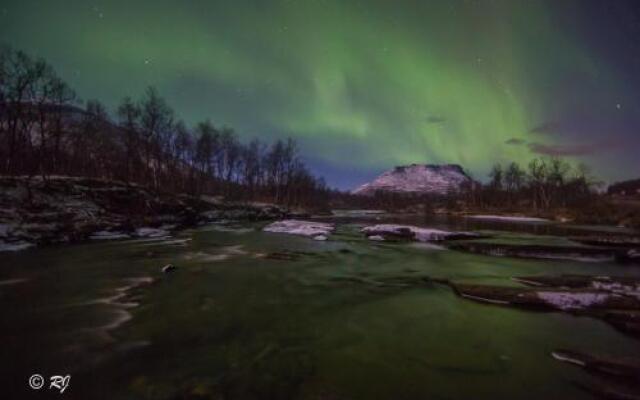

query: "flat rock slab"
left=551, top=349, right=640, bottom=399
left=447, top=241, right=637, bottom=263
left=451, top=282, right=640, bottom=311
left=570, top=235, right=640, bottom=248
left=552, top=349, right=640, bottom=379
left=361, top=224, right=480, bottom=242
left=467, top=215, right=550, bottom=223
left=514, top=275, right=640, bottom=297
left=447, top=275, right=640, bottom=338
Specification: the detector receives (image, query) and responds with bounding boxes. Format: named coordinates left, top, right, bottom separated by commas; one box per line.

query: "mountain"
left=352, top=164, right=473, bottom=196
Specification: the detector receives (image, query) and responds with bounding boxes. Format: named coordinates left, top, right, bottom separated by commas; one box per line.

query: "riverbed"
left=2, top=215, right=639, bottom=399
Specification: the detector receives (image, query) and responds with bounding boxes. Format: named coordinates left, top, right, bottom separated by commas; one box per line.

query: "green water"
left=2, top=220, right=639, bottom=399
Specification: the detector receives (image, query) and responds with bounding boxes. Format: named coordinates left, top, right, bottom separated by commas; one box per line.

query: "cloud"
left=527, top=141, right=618, bottom=156
left=529, top=121, right=561, bottom=135
left=505, top=138, right=526, bottom=145
left=425, top=115, right=446, bottom=124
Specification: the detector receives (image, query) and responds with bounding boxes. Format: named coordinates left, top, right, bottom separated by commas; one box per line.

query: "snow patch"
left=592, top=280, right=640, bottom=300
left=263, top=220, right=335, bottom=240
left=352, top=164, right=471, bottom=195
left=362, top=224, right=476, bottom=242
left=135, top=227, right=170, bottom=238
left=0, top=278, right=29, bottom=286
left=537, top=291, right=609, bottom=310
left=0, top=223, right=17, bottom=238
left=0, top=240, right=35, bottom=252
left=551, top=351, right=587, bottom=367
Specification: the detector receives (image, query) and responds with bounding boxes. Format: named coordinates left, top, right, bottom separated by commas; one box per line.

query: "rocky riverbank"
left=0, top=176, right=289, bottom=251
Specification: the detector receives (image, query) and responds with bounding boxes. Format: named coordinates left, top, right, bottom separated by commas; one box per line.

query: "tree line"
left=465, top=158, right=599, bottom=211
left=0, top=46, right=328, bottom=208
left=329, top=157, right=600, bottom=214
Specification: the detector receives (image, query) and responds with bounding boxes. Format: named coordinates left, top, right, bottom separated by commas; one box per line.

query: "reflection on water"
left=1, top=216, right=639, bottom=399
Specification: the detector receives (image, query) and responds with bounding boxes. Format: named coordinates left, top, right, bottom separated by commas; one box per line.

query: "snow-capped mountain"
left=352, top=164, right=472, bottom=196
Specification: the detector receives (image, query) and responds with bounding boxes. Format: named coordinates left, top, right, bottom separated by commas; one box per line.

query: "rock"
left=551, top=349, right=640, bottom=379
left=513, top=275, right=640, bottom=300
left=90, top=231, right=131, bottom=240
left=551, top=349, right=640, bottom=399
left=466, top=215, right=550, bottom=223
left=0, top=176, right=292, bottom=250
left=361, top=224, right=479, bottom=242
left=578, top=380, right=640, bottom=400
left=447, top=275, right=640, bottom=338
left=263, top=219, right=335, bottom=239
left=450, top=282, right=640, bottom=311
left=570, top=236, right=640, bottom=248
left=161, top=264, right=177, bottom=273
left=448, top=242, right=626, bottom=263
left=602, top=310, right=640, bottom=337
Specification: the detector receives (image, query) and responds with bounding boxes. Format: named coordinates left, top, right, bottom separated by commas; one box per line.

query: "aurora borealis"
left=2, top=0, right=639, bottom=188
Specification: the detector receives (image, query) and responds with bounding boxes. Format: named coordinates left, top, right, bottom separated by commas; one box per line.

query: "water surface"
left=2, top=217, right=639, bottom=399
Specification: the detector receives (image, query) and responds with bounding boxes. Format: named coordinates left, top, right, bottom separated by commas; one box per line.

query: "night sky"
left=2, top=0, right=639, bottom=189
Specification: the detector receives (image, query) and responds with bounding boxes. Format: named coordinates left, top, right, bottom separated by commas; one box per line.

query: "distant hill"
left=608, top=178, right=640, bottom=196
left=352, top=164, right=473, bottom=196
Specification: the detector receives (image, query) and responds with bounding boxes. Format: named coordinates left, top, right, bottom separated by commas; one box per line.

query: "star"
left=616, top=103, right=622, bottom=109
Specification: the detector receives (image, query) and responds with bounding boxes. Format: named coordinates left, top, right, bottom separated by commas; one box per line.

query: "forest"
left=0, top=47, right=329, bottom=209
left=2, top=46, right=638, bottom=224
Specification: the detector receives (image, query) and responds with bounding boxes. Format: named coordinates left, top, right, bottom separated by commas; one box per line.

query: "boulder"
left=161, top=264, right=177, bottom=273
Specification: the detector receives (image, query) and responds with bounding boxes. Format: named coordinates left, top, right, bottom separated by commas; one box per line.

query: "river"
left=2, top=214, right=639, bottom=399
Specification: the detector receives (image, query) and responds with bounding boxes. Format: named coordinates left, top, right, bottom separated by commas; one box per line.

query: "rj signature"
left=29, top=374, right=71, bottom=394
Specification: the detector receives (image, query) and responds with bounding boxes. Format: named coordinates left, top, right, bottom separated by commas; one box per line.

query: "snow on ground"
left=361, top=224, right=477, bottom=242
left=537, top=291, right=609, bottom=310
left=352, top=164, right=471, bottom=195
left=263, top=219, right=335, bottom=240
left=135, top=227, right=170, bottom=238
left=551, top=351, right=587, bottom=367
left=0, top=223, right=15, bottom=237
left=467, top=215, right=550, bottom=223
left=592, top=280, right=640, bottom=300
left=0, top=240, right=35, bottom=252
